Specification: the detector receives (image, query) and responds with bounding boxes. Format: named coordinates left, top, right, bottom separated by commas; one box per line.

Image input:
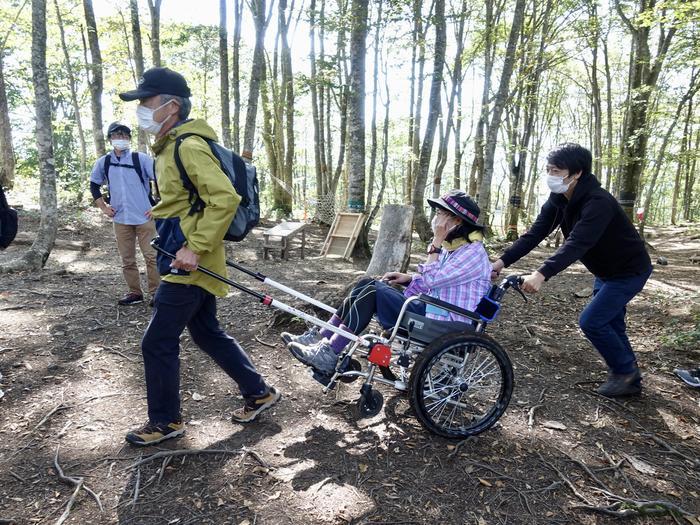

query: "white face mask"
left=136, top=100, right=173, bottom=135
left=111, top=139, right=130, bottom=151
left=546, top=174, right=572, bottom=194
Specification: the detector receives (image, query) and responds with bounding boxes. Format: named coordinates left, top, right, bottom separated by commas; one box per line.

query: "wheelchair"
left=313, top=275, right=526, bottom=439
left=151, top=239, right=524, bottom=439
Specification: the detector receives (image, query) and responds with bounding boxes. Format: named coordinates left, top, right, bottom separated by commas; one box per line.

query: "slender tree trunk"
left=280, top=0, right=294, bottom=214
left=83, top=0, right=105, bottom=156
left=366, top=0, right=382, bottom=211
left=615, top=0, right=677, bottom=219
left=0, top=0, right=28, bottom=190
left=478, top=0, right=527, bottom=226
left=412, top=0, right=446, bottom=241
left=129, top=0, right=148, bottom=152
left=682, top=97, right=695, bottom=221
left=602, top=34, right=614, bottom=191
left=146, top=0, right=162, bottom=67
left=1, top=0, right=58, bottom=272
left=347, top=0, right=368, bottom=213
left=640, top=72, right=698, bottom=236
left=231, top=0, right=243, bottom=152
left=219, top=0, right=232, bottom=148
left=54, top=0, right=87, bottom=177
left=242, top=0, right=269, bottom=159
left=309, top=0, right=325, bottom=217
left=0, top=55, right=16, bottom=190
left=588, top=2, right=603, bottom=180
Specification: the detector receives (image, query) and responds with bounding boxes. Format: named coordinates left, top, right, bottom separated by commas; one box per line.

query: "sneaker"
left=125, top=420, right=184, bottom=446
left=288, top=340, right=339, bottom=375
left=119, top=292, right=144, bottom=306
left=281, top=327, right=322, bottom=346
left=597, top=368, right=642, bottom=397
left=674, top=367, right=700, bottom=388
left=232, top=386, right=281, bottom=423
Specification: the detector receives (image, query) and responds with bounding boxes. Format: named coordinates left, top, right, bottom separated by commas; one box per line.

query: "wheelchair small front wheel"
left=409, top=332, right=513, bottom=438
left=356, top=389, right=384, bottom=418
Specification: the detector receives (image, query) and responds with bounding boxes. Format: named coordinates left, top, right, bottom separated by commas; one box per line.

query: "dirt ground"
left=1, top=207, right=699, bottom=525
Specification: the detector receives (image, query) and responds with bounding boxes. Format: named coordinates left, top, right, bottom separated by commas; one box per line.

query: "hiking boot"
left=288, top=340, right=338, bottom=375
left=119, top=292, right=144, bottom=306
left=597, top=368, right=642, bottom=397
left=232, top=386, right=281, bottom=423
left=674, top=367, right=700, bottom=388
left=281, top=327, right=322, bottom=346
left=125, top=420, right=184, bottom=446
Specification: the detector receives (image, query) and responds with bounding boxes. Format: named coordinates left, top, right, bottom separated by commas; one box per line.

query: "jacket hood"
left=151, top=119, right=218, bottom=154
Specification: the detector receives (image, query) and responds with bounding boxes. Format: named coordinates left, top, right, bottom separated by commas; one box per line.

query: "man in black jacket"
left=492, top=143, right=652, bottom=397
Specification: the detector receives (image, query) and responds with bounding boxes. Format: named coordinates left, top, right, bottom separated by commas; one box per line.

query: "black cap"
left=427, top=190, right=484, bottom=229
left=119, top=67, right=191, bottom=101
left=107, top=121, right=131, bottom=137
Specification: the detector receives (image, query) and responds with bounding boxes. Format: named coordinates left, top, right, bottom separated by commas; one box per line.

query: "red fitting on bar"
left=262, top=296, right=273, bottom=306
left=368, top=343, right=391, bottom=367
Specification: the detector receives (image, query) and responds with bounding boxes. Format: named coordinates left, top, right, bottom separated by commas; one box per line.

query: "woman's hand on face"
left=432, top=214, right=459, bottom=245
left=380, top=272, right=411, bottom=285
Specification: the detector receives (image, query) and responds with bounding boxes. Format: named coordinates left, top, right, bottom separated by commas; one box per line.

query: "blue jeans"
left=578, top=269, right=652, bottom=375
left=141, top=281, right=267, bottom=424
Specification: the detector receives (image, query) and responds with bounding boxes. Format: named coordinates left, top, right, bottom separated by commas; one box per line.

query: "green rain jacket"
left=151, top=119, right=240, bottom=297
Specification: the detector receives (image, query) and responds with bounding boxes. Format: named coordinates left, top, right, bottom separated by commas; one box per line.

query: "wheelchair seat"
left=396, top=311, right=475, bottom=345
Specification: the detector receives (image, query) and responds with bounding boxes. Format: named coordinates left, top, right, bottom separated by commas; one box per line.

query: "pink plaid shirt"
left=404, top=241, right=491, bottom=323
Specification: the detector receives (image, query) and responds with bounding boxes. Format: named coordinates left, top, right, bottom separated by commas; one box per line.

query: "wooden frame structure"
left=320, top=212, right=365, bottom=259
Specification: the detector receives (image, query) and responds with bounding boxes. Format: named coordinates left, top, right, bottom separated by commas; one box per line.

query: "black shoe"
left=118, top=292, right=144, bottom=306
left=125, top=420, right=185, bottom=446
left=597, top=368, right=642, bottom=397
left=674, top=367, right=700, bottom=388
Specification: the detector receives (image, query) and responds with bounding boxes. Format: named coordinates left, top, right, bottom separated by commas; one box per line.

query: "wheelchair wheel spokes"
left=409, top=333, right=514, bottom=438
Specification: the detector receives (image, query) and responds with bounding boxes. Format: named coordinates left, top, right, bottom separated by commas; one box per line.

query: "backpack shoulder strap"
left=174, top=133, right=208, bottom=215
left=103, top=154, right=112, bottom=185
left=131, top=152, right=144, bottom=182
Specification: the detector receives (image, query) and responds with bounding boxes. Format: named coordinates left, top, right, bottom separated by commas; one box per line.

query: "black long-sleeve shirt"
left=500, top=174, right=651, bottom=280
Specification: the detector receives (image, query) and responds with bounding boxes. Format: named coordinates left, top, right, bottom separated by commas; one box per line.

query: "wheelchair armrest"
left=417, top=294, right=482, bottom=323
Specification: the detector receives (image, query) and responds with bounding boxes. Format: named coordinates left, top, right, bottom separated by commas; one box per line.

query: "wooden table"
left=262, top=221, right=307, bottom=260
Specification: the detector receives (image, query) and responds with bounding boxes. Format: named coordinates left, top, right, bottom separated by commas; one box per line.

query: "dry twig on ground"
left=53, top=446, right=103, bottom=524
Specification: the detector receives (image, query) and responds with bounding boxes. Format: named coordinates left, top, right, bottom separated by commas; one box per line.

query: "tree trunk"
left=83, top=0, right=106, bottom=156
left=411, top=0, right=446, bottom=242
left=366, top=0, right=382, bottom=212
left=0, top=55, right=16, bottom=190
left=54, top=0, right=87, bottom=177
left=279, top=0, right=294, bottom=214
left=433, top=0, right=467, bottom=201
left=588, top=2, right=603, bottom=180
left=365, top=54, right=391, bottom=235
left=346, top=0, right=368, bottom=214
left=219, top=0, right=232, bottom=148
left=1, top=0, right=58, bottom=272
left=602, top=33, right=614, bottom=191
left=682, top=97, right=695, bottom=221
left=242, top=0, right=269, bottom=159
left=129, top=0, right=148, bottom=152
left=309, top=0, right=325, bottom=218
left=231, top=0, right=243, bottom=152
left=146, top=0, right=162, bottom=67
left=615, top=0, right=677, bottom=220
left=365, top=205, right=414, bottom=275
left=639, top=72, right=698, bottom=237
left=477, top=0, right=527, bottom=227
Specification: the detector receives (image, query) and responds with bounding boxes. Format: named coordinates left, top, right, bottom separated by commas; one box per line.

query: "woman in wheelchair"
left=282, top=190, right=492, bottom=376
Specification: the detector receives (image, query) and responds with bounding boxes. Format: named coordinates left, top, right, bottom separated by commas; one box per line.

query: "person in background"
left=90, top=122, right=159, bottom=306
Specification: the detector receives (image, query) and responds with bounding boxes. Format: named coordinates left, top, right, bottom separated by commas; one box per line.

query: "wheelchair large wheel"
left=408, top=332, right=513, bottom=438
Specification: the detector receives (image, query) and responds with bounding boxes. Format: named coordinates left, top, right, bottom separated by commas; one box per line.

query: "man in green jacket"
left=119, top=67, right=280, bottom=446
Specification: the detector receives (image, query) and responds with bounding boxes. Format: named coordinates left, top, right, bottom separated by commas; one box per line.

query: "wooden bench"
left=262, top=221, right=307, bottom=260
